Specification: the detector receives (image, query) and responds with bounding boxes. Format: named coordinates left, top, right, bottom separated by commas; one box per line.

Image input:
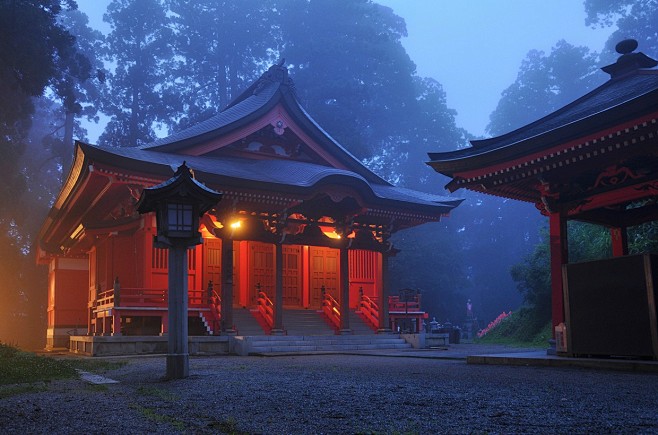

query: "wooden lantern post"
left=137, top=162, right=221, bottom=379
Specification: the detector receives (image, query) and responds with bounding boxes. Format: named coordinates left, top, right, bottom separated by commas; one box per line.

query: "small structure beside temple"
left=427, top=40, right=658, bottom=359
left=37, top=64, right=461, bottom=355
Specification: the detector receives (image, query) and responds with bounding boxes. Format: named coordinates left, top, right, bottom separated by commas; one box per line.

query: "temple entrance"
left=249, top=242, right=275, bottom=305
left=309, top=246, right=339, bottom=308
left=203, top=238, right=222, bottom=297
left=282, top=245, right=302, bottom=307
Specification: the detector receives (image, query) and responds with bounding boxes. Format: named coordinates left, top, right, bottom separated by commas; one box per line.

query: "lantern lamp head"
left=136, top=162, right=222, bottom=247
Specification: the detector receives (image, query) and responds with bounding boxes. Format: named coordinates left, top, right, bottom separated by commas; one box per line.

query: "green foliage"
left=0, top=342, right=125, bottom=386
left=0, top=343, right=76, bottom=385
left=567, top=221, right=611, bottom=262
left=629, top=221, right=658, bottom=254
left=99, top=0, right=175, bottom=146
left=510, top=227, right=551, bottom=324
left=476, top=308, right=552, bottom=347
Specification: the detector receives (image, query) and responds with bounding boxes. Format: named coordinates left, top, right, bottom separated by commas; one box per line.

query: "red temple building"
left=427, top=40, right=658, bottom=359
left=38, top=64, right=461, bottom=354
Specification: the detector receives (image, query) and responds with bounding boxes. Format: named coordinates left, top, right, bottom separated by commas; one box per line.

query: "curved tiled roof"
left=428, top=70, right=658, bottom=165
left=140, top=64, right=389, bottom=185
left=141, top=77, right=280, bottom=150
left=83, top=143, right=460, bottom=211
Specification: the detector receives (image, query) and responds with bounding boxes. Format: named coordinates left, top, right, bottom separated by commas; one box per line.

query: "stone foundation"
left=68, top=335, right=230, bottom=357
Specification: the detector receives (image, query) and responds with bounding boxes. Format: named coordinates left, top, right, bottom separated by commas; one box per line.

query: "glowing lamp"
left=136, top=162, right=222, bottom=247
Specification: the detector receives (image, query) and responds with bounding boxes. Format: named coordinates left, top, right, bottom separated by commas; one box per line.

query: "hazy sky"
left=77, top=0, right=613, bottom=139
left=376, top=0, right=612, bottom=136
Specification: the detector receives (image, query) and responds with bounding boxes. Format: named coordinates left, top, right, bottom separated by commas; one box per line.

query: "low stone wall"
left=69, top=335, right=230, bottom=357
left=400, top=332, right=424, bottom=349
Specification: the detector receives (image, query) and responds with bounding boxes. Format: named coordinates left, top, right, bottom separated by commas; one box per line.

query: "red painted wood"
left=309, top=247, right=339, bottom=308
left=549, top=213, right=567, bottom=332
left=610, top=227, right=629, bottom=257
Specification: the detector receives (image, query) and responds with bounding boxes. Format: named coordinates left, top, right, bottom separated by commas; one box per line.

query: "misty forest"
left=2, top=0, right=657, bottom=349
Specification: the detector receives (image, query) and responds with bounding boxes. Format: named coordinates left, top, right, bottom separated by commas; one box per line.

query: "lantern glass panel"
left=167, top=203, right=194, bottom=233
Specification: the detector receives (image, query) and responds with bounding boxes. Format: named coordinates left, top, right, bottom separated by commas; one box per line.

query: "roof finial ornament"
left=601, top=38, right=658, bottom=79
left=616, top=39, right=638, bottom=55
left=277, top=57, right=286, bottom=67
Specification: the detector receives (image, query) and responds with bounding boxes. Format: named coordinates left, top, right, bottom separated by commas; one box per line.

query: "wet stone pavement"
left=1, top=344, right=657, bottom=434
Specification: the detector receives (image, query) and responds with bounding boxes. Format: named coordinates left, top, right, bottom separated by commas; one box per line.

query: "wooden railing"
left=388, top=295, right=423, bottom=313
left=96, top=287, right=166, bottom=309
left=95, top=287, right=209, bottom=310
left=322, top=292, right=341, bottom=330
left=257, top=291, right=274, bottom=329
left=359, top=294, right=379, bottom=329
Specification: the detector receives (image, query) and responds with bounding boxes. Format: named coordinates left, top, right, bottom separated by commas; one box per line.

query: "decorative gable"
left=178, top=103, right=347, bottom=169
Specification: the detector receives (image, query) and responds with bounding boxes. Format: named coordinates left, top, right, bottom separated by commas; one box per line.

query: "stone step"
left=257, top=343, right=411, bottom=353
left=237, top=333, right=412, bottom=355
left=283, top=309, right=335, bottom=335
left=245, top=334, right=404, bottom=343
left=232, top=308, right=267, bottom=335
left=248, top=339, right=408, bottom=348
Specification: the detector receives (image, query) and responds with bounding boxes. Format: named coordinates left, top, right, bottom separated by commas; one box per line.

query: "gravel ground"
left=1, top=348, right=658, bottom=434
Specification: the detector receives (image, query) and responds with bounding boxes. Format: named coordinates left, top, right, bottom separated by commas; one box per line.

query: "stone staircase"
left=349, top=311, right=377, bottom=334
left=229, top=308, right=410, bottom=355
left=233, top=307, right=268, bottom=336
left=284, top=309, right=335, bottom=335
left=232, top=333, right=411, bottom=356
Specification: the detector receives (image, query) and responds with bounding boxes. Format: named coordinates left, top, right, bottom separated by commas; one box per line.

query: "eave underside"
left=439, top=114, right=658, bottom=227
left=40, top=157, right=455, bottom=259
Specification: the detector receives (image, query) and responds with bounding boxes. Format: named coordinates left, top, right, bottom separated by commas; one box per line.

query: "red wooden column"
left=549, top=212, right=568, bottom=330
left=272, top=242, right=285, bottom=334
left=221, top=238, right=235, bottom=333
left=339, top=246, right=351, bottom=334
left=378, top=252, right=391, bottom=332
left=610, top=227, right=629, bottom=257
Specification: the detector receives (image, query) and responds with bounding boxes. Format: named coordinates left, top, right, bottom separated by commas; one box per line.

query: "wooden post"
left=378, top=253, right=391, bottom=332
left=272, top=242, right=285, bottom=334
left=610, top=226, right=629, bottom=257
left=549, top=212, right=568, bottom=331
left=166, top=244, right=189, bottom=379
left=339, top=246, right=351, bottom=334
left=221, top=238, right=235, bottom=333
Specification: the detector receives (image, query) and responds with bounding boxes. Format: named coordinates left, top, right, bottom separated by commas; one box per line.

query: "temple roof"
left=141, top=64, right=387, bottom=185
left=427, top=40, right=658, bottom=180
left=80, top=142, right=461, bottom=211
left=38, top=63, right=463, bottom=257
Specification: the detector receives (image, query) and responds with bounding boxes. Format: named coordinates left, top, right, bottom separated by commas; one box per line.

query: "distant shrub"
left=476, top=307, right=551, bottom=347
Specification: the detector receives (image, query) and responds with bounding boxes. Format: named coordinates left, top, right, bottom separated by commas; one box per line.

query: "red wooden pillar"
left=111, top=311, right=122, bottom=336
left=378, top=252, right=391, bottom=332
left=339, top=246, right=351, bottom=334
left=549, top=212, right=568, bottom=331
left=610, top=226, right=628, bottom=257
left=272, top=242, right=285, bottom=334
left=221, top=238, right=235, bottom=333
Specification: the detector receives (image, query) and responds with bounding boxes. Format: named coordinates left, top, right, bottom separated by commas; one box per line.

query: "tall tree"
left=585, top=0, right=658, bottom=61
left=487, top=40, right=602, bottom=136
left=278, top=0, right=418, bottom=160
left=0, top=0, right=83, bottom=348
left=165, top=0, right=274, bottom=130
left=458, top=40, right=605, bottom=325
left=0, top=0, right=79, bottom=222
left=98, top=0, right=173, bottom=146
left=42, top=7, right=104, bottom=175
